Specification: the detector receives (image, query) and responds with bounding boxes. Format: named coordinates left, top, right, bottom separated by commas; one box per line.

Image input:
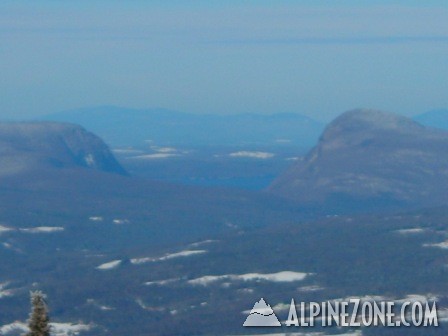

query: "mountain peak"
left=320, top=109, right=422, bottom=143
left=269, top=109, right=448, bottom=210
left=0, top=121, right=127, bottom=177
left=332, top=109, right=415, bottom=126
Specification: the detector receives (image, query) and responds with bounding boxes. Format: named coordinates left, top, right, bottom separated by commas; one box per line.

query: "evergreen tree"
left=26, top=291, right=50, bottom=336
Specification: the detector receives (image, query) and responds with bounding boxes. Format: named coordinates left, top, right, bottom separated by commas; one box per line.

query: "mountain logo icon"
left=243, top=298, right=281, bottom=327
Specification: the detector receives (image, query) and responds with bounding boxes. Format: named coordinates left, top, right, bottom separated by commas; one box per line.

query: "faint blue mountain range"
left=42, top=106, right=325, bottom=148
left=414, top=109, right=448, bottom=130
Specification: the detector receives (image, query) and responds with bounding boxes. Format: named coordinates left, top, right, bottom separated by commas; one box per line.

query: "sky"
left=0, top=0, right=447, bottom=121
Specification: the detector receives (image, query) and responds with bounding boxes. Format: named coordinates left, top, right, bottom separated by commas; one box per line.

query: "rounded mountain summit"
left=0, top=122, right=126, bottom=177
left=269, top=109, right=448, bottom=210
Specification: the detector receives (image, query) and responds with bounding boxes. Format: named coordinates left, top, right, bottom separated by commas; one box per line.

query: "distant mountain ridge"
left=43, top=106, right=325, bottom=147
left=269, top=109, right=448, bottom=210
left=414, top=109, right=448, bottom=130
left=0, top=121, right=127, bottom=177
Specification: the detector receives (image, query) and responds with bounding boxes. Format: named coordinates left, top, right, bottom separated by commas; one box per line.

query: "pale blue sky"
left=1, top=1, right=447, bottom=121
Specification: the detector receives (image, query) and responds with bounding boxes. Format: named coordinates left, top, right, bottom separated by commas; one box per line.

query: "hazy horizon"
left=1, top=1, right=447, bottom=121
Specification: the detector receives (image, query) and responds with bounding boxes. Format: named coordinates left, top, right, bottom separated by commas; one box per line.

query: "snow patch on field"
left=131, top=250, right=207, bottom=265
left=188, top=271, right=308, bottom=286
left=0, top=321, right=91, bottom=335
left=0, top=225, right=13, bottom=235
left=396, top=228, right=426, bottom=234
left=394, top=294, right=439, bottom=304
left=2, top=242, right=22, bottom=253
left=84, top=154, right=95, bottom=167
left=130, top=257, right=154, bottom=265
left=51, top=322, right=92, bottom=336
left=437, top=308, right=448, bottom=322
left=132, top=153, right=180, bottom=159
left=158, top=250, right=207, bottom=260
left=151, top=146, right=177, bottom=153
left=336, top=295, right=389, bottom=302
left=0, top=322, right=27, bottom=334
left=96, top=260, right=122, bottom=270
left=20, top=227, right=64, bottom=233
left=135, top=298, right=165, bottom=312
left=322, top=293, right=438, bottom=306
left=297, top=285, right=324, bottom=292
left=423, top=241, right=448, bottom=249
left=144, top=278, right=181, bottom=286
left=112, top=218, right=130, bottom=225
left=0, top=282, right=13, bottom=299
left=229, top=151, right=274, bottom=159
left=189, top=239, right=218, bottom=247
left=1, top=225, right=64, bottom=234
left=86, top=299, right=114, bottom=311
